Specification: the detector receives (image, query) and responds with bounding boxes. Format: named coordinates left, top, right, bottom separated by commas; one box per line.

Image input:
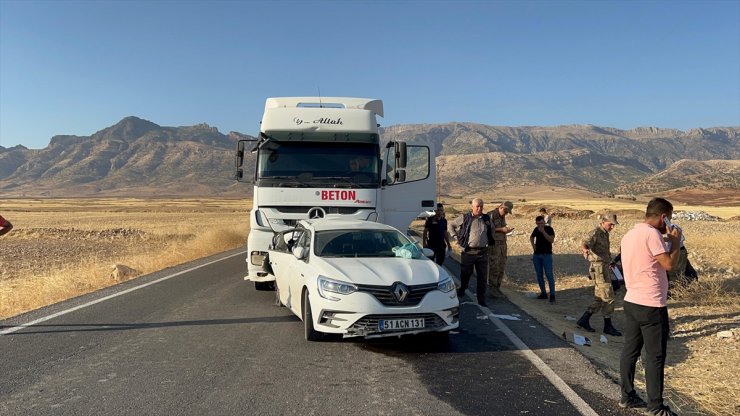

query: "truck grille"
left=269, top=206, right=363, bottom=215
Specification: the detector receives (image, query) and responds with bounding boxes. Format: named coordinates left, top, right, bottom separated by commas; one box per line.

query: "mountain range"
left=1, top=116, right=738, bottom=202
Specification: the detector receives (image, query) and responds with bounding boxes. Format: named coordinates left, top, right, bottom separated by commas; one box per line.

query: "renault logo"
left=307, top=207, right=326, bottom=219
left=391, top=282, right=410, bottom=302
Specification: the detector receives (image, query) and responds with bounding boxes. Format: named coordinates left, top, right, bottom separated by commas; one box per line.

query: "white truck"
left=235, top=97, right=436, bottom=290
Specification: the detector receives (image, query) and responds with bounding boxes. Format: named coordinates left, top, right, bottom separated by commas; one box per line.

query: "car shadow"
left=1, top=315, right=300, bottom=335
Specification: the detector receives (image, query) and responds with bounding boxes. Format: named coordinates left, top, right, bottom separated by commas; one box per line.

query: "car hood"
left=314, top=257, right=449, bottom=286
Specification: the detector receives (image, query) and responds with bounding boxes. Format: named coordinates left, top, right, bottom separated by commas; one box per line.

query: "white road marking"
left=456, top=282, right=599, bottom=416
left=1, top=250, right=248, bottom=336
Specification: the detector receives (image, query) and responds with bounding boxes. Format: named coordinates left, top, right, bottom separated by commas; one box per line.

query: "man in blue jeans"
left=530, top=215, right=555, bottom=302
left=619, top=197, right=682, bottom=416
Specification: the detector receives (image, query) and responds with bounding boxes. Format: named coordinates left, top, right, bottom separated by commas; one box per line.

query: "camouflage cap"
left=502, top=201, right=514, bottom=213
left=602, top=212, right=619, bottom=225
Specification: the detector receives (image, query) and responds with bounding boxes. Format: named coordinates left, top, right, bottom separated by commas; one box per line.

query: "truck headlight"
left=250, top=251, right=267, bottom=267
left=318, top=276, right=357, bottom=301
left=438, top=277, right=456, bottom=293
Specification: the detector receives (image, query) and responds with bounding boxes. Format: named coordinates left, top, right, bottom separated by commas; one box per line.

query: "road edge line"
left=482, top=303, right=599, bottom=416
left=449, top=268, right=598, bottom=416
left=1, top=250, right=248, bottom=336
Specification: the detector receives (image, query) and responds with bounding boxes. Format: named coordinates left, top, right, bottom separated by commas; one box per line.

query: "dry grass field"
left=437, top=198, right=739, bottom=416
left=1, top=198, right=249, bottom=320
left=2, top=196, right=738, bottom=415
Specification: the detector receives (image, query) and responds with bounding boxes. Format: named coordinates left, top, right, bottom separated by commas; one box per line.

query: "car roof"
left=302, top=218, right=399, bottom=232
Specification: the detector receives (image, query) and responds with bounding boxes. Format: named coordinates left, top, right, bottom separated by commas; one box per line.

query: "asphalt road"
left=1, top=248, right=635, bottom=416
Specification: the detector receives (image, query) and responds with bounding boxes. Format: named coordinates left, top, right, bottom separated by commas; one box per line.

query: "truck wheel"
left=254, top=281, right=275, bottom=291
left=303, top=290, right=322, bottom=341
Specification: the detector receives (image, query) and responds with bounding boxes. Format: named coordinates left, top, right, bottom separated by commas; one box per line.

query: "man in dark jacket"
left=448, top=198, right=495, bottom=307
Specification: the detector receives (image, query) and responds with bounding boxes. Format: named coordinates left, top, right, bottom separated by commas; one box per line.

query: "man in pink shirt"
left=618, top=198, right=681, bottom=416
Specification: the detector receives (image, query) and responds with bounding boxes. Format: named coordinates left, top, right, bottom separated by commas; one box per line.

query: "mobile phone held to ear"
left=663, top=217, right=674, bottom=230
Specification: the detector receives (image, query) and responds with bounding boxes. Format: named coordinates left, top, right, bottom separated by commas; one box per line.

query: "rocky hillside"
left=0, top=117, right=255, bottom=197
left=615, top=159, right=740, bottom=195
left=382, top=123, right=740, bottom=195
left=1, top=118, right=738, bottom=198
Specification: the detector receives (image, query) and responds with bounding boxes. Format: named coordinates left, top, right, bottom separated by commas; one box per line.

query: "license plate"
left=378, top=318, right=425, bottom=331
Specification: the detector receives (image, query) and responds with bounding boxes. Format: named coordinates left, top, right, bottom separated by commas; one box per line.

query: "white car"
left=267, top=219, right=459, bottom=341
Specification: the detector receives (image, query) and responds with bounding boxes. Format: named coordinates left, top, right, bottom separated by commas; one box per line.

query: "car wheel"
left=303, top=290, right=323, bottom=341
left=254, top=281, right=275, bottom=291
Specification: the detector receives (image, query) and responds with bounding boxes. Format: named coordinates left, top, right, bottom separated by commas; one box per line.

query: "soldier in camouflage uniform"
left=487, top=201, right=514, bottom=298
left=577, top=213, right=622, bottom=336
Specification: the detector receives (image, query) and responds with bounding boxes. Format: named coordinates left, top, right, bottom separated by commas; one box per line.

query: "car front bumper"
left=310, top=289, right=459, bottom=338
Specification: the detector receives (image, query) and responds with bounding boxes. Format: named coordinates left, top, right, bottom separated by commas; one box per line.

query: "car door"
left=268, top=228, right=305, bottom=310
left=285, top=229, right=314, bottom=318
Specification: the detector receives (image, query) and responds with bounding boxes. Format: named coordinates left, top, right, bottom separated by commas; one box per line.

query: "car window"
left=297, top=230, right=311, bottom=250
left=315, top=229, right=410, bottom=257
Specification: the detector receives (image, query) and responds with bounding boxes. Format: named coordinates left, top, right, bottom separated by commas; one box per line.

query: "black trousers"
left=430, top=244, right=446, bottom=265
left=620, top=301, right=670, bottom=412
left=460, top=249, right=488, bottom=301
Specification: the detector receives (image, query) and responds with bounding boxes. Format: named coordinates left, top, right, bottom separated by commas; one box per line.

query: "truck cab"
left=235, top=97, right=435, bottom=289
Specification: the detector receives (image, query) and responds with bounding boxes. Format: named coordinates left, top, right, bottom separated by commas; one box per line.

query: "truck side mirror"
left=395, top=142, right=407, bottom=169
left=395, top=169, right=406, bottom=182
left=236, top=140, right=245, bottom=168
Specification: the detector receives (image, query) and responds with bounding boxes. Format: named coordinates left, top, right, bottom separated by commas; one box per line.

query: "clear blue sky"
left=1, top=0, right=739, bottom=149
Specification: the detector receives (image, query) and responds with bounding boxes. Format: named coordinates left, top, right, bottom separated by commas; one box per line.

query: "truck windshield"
left=258, top=142, right=379, bottom=187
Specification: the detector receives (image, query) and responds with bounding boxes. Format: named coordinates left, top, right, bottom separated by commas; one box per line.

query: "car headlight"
left=438, top=277, right=456, bottom=293
left=317, top=276, right=357, bottom=301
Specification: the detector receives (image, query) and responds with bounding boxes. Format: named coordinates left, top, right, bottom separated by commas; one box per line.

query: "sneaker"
left=549, top=295, right=556, bottom=304
left=619, top=394, right=647, bottom=409
left=536, top=293, right=548, bottom=299
left=644, top=405, right=678, bottom=416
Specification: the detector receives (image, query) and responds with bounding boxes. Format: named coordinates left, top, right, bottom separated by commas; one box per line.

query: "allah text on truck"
left=293, top=117, right=343, bottom=126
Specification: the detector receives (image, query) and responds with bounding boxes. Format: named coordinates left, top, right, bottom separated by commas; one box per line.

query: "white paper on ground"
left=573, top=334, right=592, bottom=346
left=564, top=315, right=577, bottom=321
left=600, top=335, right=608, bottom=344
